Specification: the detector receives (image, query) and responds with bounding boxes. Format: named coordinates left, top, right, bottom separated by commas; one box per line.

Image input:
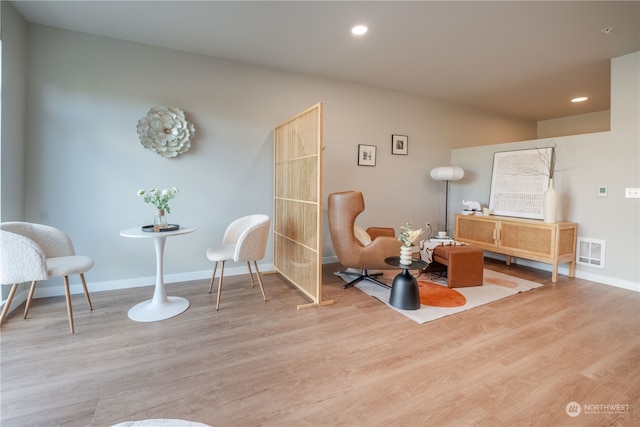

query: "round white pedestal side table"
left=120, top=226, right=196, bottom=322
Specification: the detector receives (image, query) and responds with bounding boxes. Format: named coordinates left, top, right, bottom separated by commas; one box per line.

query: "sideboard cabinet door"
left=455, top=215, right=497, bottom=247
left=499, top=221, right=554, bottom=258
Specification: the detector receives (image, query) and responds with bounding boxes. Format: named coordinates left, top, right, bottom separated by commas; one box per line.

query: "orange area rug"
left=417, top=281, right=466, bottom=307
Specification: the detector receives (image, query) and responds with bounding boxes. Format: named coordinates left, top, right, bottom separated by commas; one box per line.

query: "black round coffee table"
left=385, top=256, right=427, bottom=310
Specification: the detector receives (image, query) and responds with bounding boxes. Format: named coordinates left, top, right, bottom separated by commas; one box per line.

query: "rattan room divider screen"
left=273, top=103, right=333, bottom=309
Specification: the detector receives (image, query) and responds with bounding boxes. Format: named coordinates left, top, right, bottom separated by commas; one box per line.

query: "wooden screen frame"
left=273, top=103, right=333, bottom=309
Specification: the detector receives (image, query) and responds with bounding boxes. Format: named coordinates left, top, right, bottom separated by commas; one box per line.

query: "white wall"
left=452, top=52, right=640, bottom=291
left=2, top=20, right=537, bottom=300
left=0, top=1, right=27, bottom=222
left=537, top=110, right=610, bottom=139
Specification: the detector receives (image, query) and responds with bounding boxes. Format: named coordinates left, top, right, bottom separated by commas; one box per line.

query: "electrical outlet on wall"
left=425, top=222, right=432, bottom=237
left=625, top=188, right=640, bottom=198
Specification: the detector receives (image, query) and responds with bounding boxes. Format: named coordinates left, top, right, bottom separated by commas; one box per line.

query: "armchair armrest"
left=358, top=234, right=402, bottom=270
left=0, top=230, right=48, bottom=284
left=366, top=227, right=396, bottom=239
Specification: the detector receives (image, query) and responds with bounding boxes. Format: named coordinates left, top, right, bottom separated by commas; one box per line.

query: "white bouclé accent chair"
left=0, top=222, right=94, bottom=333
left=206, top=214, right=270, bottom=310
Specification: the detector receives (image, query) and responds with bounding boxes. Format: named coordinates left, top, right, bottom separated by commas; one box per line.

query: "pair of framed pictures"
left=357, top=134, right=408, bottom=166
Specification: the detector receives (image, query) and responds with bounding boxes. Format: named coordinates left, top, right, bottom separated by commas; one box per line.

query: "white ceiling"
left=9, top=0, right=640, bottom=121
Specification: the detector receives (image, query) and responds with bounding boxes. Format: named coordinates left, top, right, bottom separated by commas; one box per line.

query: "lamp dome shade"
left=430, top=166, right=465, bottom=181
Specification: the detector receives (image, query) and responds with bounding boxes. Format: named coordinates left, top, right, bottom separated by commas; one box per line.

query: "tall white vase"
left=400, top=246, right=413, bottom=265
left=543, top=178, right=558, bottom=223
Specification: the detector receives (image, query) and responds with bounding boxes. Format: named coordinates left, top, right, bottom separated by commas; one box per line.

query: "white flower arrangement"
left=398, top=223, right=423, bottom=247
left=137, top=187, right=179, bottom=213
left=137, top=106, right=195, bottom=158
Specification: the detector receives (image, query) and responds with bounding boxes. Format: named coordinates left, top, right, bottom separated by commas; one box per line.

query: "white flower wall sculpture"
left=137, top=106, right=196, bottom=158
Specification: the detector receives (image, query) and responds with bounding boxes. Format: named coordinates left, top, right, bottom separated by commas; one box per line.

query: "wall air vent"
left=576, top=238, right=605, bottom=269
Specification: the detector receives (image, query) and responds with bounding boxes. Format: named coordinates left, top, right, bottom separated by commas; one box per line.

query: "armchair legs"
left=0, top=283, right=20, bottom=326
left=64, top=277, right=74, bottom=333
left=248, top=261, right=267, bottom=303
left=208, top=261, right=225, bottom=311
left=208, top=261, right=219, bottom=294
left=342, top=269, right=390, bottom=290
left=216, top=262, right=225, bottom=311
left=23, top=280, right=38, bottom=319
left=208, top=260, right=267, bottom=311
left=80, top=274, right=93, bottom=311
left=3, top=275, right=93, bottom=333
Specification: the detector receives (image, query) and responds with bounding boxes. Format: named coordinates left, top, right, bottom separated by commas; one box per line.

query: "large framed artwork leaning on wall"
left=488, top=147, right=554, bottom=220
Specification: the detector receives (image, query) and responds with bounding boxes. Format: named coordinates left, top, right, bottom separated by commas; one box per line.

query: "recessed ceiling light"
left=351, top=25, right=368, bottom=36
left=571, top=97, right=589, bottom=103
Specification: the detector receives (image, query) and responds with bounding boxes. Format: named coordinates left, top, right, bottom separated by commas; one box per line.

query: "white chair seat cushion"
left=46, top=255, right=94, bottom=277
left=206, top=243, right=235, bottom=262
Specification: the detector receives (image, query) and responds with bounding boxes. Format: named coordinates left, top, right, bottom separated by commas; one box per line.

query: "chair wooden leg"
left=208, top=261, right=218, bottom=293
left=247, top=262, right=256, bottom=287
left=63, top=276, right=75, bottom=334
left=253, top=261, right=267, bottom=302
left=24, top=281, right=38, bottom=319
left=0, top=284, right=19, bottom=325
left=80, top=274, right=93, bottom=311
left=216, top=261, right=225, bottom=311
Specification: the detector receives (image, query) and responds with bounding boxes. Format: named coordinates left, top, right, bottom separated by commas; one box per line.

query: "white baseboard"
left=1, top=262, right=274, bottom=317
left=483, top=253, right=639, bottom=292
left=322, top=255, right=339, bottom=264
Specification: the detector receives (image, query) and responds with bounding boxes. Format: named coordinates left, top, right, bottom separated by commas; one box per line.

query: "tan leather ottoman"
left=432, top=245, right=484, bottom=288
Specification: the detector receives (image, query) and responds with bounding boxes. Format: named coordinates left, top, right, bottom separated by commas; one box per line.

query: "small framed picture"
left=358, top=144, right=377, bottom=166
left=392, top=134, right=408, bottom=155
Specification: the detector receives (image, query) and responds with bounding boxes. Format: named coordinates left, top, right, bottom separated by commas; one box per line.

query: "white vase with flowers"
left=398, top=223, right=423, bottom=265
left=137, top=187, right=179, bottom=231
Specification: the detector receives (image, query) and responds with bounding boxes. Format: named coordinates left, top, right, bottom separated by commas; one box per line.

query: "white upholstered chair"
left=0, top=222, right=94, bottom=333
left=206, top=214, right=270, bottom=310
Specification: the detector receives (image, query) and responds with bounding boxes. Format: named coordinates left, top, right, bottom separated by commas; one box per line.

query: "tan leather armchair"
left=328, top=191, right=402, bottom=288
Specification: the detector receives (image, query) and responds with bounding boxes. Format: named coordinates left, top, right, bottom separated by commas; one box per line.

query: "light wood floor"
left=1, top=259, right=638, bottom=427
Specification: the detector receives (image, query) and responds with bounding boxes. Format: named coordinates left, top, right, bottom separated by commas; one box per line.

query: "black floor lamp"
left=430, top=166, right=465, bottom=236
